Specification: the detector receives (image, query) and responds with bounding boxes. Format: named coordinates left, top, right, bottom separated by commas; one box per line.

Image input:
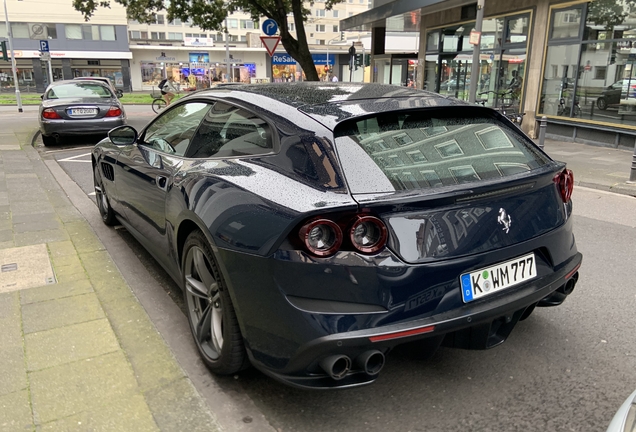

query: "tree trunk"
left=273, top=0, right=319, bottom=81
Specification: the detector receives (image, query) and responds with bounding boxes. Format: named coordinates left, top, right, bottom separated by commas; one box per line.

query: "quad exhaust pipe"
left=356, top=350, right=385, bottom=376
left=320, top=351, right=386, bottom=380
left=558, top=272, right=579, bottom=295
left=319, top=355, right=351, bottom=380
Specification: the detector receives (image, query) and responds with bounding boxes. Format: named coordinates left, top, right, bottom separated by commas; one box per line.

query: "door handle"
left=156, top=175, right=169, bottom=191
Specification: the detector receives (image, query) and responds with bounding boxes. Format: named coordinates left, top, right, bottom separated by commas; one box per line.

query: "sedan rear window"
left=46, top=83, right=112, bottom=99
left=334, top=111, right=550, bottom=193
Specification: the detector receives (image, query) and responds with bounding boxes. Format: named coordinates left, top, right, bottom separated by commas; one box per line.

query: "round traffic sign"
left=262, top=19, right=278, bottom=36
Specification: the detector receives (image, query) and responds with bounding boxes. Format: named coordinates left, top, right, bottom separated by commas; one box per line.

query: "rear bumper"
left=218, top=217, right=582, bottom=390
left=40, top=117, right=125, bottom=136
left=256, top=253, right=582, bottom=389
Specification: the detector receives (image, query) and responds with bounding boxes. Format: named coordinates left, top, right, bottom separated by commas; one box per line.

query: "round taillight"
left=349, top=215, right=388, bottom=254
left=299, top=219, right=342, bottom=257
left=554, top=169, right=574, bottom=203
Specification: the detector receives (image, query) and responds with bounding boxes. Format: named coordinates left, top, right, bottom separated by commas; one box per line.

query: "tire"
left=41, top=134, right=56, bottom=146
left=152, top=98, right=166, bottom=113
left=93, top=165, right=117, bottom=226
left=597, top=97, right=607, bottom=110
left=182, top=231, right=248, bottom=375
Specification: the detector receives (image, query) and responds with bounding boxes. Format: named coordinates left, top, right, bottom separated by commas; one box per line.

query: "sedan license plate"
left=460, top=253, right=536, bottom=303
left=70, top=108, right=97, bottom=116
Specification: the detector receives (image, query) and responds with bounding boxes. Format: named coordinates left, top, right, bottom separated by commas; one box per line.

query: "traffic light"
left=1, top=41, right=7, bottom=62
left=340, top=31, right=345, bottom=41
left=354, top=54, right=363, bottom=70
left=364, top=54, right=370, bottom=67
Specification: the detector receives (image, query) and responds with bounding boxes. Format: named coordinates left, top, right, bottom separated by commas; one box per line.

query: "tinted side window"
left=185, top=102, right=272, bottom=158
left=142, top=102, right=211, bottom=156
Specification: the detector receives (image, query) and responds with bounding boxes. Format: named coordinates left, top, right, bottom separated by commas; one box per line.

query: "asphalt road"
left=40, top=110, right=636, bottom=432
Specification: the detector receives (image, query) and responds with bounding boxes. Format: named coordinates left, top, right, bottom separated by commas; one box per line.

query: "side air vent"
left=101, top=162, right=114, bottom=181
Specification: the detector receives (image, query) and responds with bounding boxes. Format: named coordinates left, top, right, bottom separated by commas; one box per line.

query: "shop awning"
left=340, top=0, right=475, bottom=31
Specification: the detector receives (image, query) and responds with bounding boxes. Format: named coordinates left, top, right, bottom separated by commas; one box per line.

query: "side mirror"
left=40, top=94, right=44, bottom=100
left=108, top=125, right=138, bottom=146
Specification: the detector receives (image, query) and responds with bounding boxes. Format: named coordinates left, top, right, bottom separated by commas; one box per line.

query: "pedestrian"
left=332, top=74, right=339, bottom=82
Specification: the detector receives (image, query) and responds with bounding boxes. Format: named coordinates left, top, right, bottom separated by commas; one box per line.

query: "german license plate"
left=460, top=253, right=536, bottom=303
left=70, top=108, right=97, bottom=116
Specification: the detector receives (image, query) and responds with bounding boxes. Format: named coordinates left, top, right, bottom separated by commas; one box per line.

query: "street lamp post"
left=3, top=0, right=22, bottom=112
left=224, top=18, right=231, bottom=82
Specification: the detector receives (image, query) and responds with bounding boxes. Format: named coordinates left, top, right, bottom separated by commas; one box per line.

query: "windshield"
left=46, top=83, right=112, bottom=99
left=334, top=110, right=550, bottom=194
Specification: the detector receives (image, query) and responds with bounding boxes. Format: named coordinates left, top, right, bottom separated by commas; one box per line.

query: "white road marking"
left=58, top=152, right=92, bottom=162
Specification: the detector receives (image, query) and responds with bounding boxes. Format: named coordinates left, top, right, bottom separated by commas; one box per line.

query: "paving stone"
left=29, top=351, right=138, bottom=424
left=54, top=206, right=84, bottom=223
left=13, top=229, right=69, bottom=247
left=0, top=346, right=28, bottom=397
left=37, top=394, right=158, bottom=432
left=98, top=295, right=184, bottom=392
left=10, top=201, right=55, bottom=216
left=145, top=378, right=220, bottom=432
left=4, top=173, right=36, bottom=179
left=0, top=389, right=33, bottom=432
left=25, top=319, right=120, bottom=371
left=20, top=279, right=93, bottom=305
left=0, top=229, right=12, bottom=242
left=21, top=293, right=105, bottom=334
left=13, top=219, right=62, bottom=233
left=0, top=241, right=14, bottom=249
left=11, top=213, right=57, bottom=226
left=0, top=293, right=27, bottom=397
left=0, top=219, right=12, bottom=231
left=45, top=190, right=72, bottom=208
left=64, top=221, right=105, bottom=253
left=47, top=241, right=76, bottom=258
left=80, top=250, right=130, bottom=301
left=50, top=254, right=82, bottom=269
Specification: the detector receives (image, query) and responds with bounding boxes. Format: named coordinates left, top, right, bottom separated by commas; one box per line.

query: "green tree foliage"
left=73, top=0, right=346, bottom=81
left=586, top=0, right=636, bottom=30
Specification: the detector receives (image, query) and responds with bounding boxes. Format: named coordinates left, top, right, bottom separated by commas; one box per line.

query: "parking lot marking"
left=58, top=152, right=92, bottom=162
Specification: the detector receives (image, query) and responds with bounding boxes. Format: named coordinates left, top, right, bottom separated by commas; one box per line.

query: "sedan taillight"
left=298, top=213, right=388, bottom=257
left=554, top=168, right=574, bottom=203
left=105, top=106, right=122, bottom=117
left=42, top=108, right=61, bottom=119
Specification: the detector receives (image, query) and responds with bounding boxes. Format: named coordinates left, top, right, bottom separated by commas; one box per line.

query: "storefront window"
left=506, top=16, right=529, bottom=44
left=480, top=18, right=504, bottom=50
left=540, top=44, right=581, bottom=116
left=426, top=31, right=439, bottom=51
left=551, top=7, right=582, bottom=39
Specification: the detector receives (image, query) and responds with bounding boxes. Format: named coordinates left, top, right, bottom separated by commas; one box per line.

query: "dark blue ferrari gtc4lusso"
left=92, top=83, right=582, bottom=389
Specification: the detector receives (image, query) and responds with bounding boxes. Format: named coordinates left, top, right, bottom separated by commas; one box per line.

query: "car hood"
left=42, top=97, right=119, bottom=108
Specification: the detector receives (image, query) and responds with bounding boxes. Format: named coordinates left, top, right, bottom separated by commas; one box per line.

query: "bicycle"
left=477, top=89, right=525, bottom=126
left=557, top=97, right=581, bottom=117
left=151, top=83, right=181, bottom=114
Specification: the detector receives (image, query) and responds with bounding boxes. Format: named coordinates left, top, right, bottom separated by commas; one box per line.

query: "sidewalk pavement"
left=0, top=121, right=634, bottom=431
left=0, top=129, right=219, bottom=430
left=540, top=138, right=636, bottom=197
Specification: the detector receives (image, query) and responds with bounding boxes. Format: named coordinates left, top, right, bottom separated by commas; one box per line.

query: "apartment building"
left=0, top=0, right=131, bottom=92
left=127, top=1, right=373, bottom=89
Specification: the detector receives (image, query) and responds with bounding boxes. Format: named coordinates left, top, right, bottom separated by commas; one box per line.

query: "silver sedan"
left=39, top=79, right=126, bottom=146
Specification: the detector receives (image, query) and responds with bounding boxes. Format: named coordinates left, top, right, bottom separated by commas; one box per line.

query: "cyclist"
left=160, top=76, right=177, bottom=106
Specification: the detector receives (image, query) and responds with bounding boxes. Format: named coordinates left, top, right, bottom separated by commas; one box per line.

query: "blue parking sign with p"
left=39, top=40, right=49, bottom=52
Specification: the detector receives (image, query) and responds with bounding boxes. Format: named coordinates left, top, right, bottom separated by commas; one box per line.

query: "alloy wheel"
left=184, top=246, right=223, bottom=360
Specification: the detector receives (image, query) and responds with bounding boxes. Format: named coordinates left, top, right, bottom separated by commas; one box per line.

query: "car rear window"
left=333, top=110, right=550, bottom=193
left=46, top=83, right=112, bottom=99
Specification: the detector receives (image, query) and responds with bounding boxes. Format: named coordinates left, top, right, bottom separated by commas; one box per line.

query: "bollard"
left=538, top=116, right=547, bottom=150
left=630, top=143, right=636, bottom=182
